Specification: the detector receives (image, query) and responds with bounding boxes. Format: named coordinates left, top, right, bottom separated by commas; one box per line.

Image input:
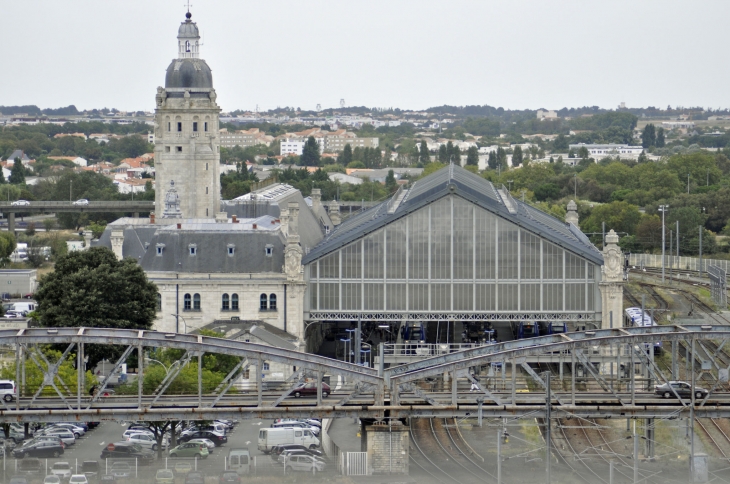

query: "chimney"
left=279, top=207, right=289, bottom=236
left=311, top=188, right=322, bottom=214
left=252, top=223, right=257, bottom=229
left=150, top=213, right=155, bottom=224
left=215, top=212, right=228, bottom=223
left=176, top=223, right=181, bottom=229
left=110, top=229, right=124, bottom=260
left=232, top=215, right=238, bottom=224
left=287, top=202, right=299, bottom=237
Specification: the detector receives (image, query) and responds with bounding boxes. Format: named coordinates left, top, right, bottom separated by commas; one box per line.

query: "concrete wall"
left=365, top=421, right=409, bottom=475
left=0, top=270, right=37, bottom=295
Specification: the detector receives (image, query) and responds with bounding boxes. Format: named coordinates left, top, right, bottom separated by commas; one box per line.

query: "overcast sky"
left=4, top=1, right=729, bottom=113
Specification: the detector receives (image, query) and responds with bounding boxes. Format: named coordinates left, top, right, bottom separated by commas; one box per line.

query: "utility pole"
left=699, top=225, right=703, bottom=278
left=658, top=205, right=668, bottom=281
left=544, top=371, right=551, bottom=484
left=602, top=221, right=606, bottom=249
left=676, top=220, right=680, bottom=260
left=669, top=230, right=673, bottom=282
left=497, top=430, right=502, bottom=484
left=573, top=174, right=577, bottom=199
left=687, top=173, right=690, bottom=194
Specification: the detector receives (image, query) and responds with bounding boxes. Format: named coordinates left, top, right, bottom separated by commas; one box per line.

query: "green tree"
left=35, top=247, right=158, bottom=367
left=338, top=144, right=353, bottom=166
left=487, top=151, right=498, bottom=170
left=450, top=145, right=461, bottom=164
left=512, top=146, right=523, bottom=166
left=656, top=128, right=665, bottom=148
left=641, top=124, right=656, bottom=148
left=466, top=146, right=479, bottom=166
left=581, top=201, right=642, bottom=237
left=496, top=147, right=507, bottom=168
left=385, top=169, right=397, bottom=192
left=300, top=136, right=321, bottom=166
left=553, top=134, right=569, bottom=152
left=0, top=232, right=16, bottom=265
left=9, top=158, right=25, bottom=185
left=438, top=144, right=448, bottom=163
left=578, top=146, right=590, bottom=160
left=418, top=141, right=429, bottom=165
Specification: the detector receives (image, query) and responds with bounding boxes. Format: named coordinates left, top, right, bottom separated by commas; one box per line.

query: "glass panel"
left=341, top=283, right=360, bottom=310
left=453, top=198, right=473, bottom=280
left=587, top=264, right=595, bottom=279
left=408, top=283, right=428, bottom=310
left=453, top=283, right=473, bottom=311
left=342, top=243, right=361, bottom=279
left=498, top=222, right=518, bottom=280
left=431, top=199, right=451, bottom=281
left=543, top=242, right=563, bottom=280
left=520, top=283, right=540, bottom=311
left=542, top=283, right=563, bottom=311
left=408, top=208, right=429, bottom=280
left=431, top=283, right=450, bottom=311
left=520, top=231, right=541, bottom=280
left=386, top=220, right=406, bottom=279
left=364, top=283, right=384, bottom=310
left=319, top=283, right=339, bottom=310
left=309, top=284, right=318, bottom=310
left=586, top=283, right=595, bottom=311
left=565, top=253, right=584, bottom=280
left=363, top=231, right=384, bottom=279
left=386, top=283, right=406, bottom=310
left=498, top=283, right=518, bottom=311
left=319, top=252, right=339, bottom=279
left=231, top=294, right=239, bottom=310
left=475, top=284, right=495, bottom=311
left=474, top=208, right=496, bottom=280
left=565, top=283, right=585, bottom=310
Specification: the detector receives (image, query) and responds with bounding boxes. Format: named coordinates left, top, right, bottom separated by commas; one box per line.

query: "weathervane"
left=184, top=0, right=192, bottom=13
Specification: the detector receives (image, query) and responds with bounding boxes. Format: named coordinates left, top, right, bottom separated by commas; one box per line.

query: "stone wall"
left=365, top=421, right=409, bottom=475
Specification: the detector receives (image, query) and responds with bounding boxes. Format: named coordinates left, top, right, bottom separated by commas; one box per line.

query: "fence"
left=629, top=253, right=730, bottom=275
left=342, top=452, right=369, bottom=476
left=709, top=265, right=728, bottom=308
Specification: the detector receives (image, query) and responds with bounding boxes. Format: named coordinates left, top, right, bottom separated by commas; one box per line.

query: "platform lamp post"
left=171, top=313, right=187, bottom=334
left=658, top=205, right=668, bottom=282
left=345, top=328, right=357, bottom=363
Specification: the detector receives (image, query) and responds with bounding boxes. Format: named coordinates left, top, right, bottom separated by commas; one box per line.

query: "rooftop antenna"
left=316, top=104, right=321, bottom=111
left=340, top=99, right=345, bottom=109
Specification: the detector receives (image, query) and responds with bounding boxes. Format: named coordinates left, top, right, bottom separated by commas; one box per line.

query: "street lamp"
left=339, top=337, right=351, bottom=364
left=573, top=174, right=577, bottom=199
left=171, top=313, right=187, bottom=334
left=144, top=357, right=169, bottom=374
left=507, top=180, right=513, bottom=192
left=658, top=205, right=669, bottom=281
left=345, top=328, right=357, bottom=364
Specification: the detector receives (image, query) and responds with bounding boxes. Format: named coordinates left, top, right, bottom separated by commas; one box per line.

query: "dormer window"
left=227, top=244, right=235, bottom=256
left=265, top=245, right=273, bottom=257
left=189, top=244, right=197, bottom=256
left=156, top=243, right=165, bottom=256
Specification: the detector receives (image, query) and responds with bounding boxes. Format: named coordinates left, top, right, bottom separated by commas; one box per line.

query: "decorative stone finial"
left=162, top=180, right=183, bottom=218
left=329, top=200, right=341, bottom=226
left=601, top=229, right=623, bottom=282
left=565, top=199, right=579, bottom=226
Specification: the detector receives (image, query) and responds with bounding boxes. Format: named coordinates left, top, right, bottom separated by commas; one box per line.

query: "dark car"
left=288, top=382, right=330, bottom=398
left=10, top=476, right=29, bottom=484
left=110, top=462, right=131, bottom=479
left=13, top=440, right=63, bottom=459
left=179, top=431, right=227, bottom=447
left=100, top=442, right=155, bottom=464
left=82, top=461, right=100, bottom=481
left=184, top=472, right=205, bottom=484
left=218, top=472, right=240, bottom=484
left=99, top=475, right=116, bottom=484
left=271, top=444, right=324, bottom=459
left=655, top=381, right=709, bottom=399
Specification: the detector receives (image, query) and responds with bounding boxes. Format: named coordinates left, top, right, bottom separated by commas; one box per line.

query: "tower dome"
left=165, top=12, right=213, bottom=93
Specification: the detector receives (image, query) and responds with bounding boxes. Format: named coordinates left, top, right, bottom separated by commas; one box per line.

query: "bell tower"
left=153, top=11, right=220, bottom=221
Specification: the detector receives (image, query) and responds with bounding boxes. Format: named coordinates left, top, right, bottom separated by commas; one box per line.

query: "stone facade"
left=365, top=421, right=409, bottom=475
left=600, top=229, right=624, bottom=329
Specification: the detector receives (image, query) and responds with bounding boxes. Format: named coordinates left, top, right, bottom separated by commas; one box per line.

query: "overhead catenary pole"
left=699, top=225, right=703, bottom=278
left=658, top=205, right=668, bottom=281
left=545, top=371, right=551, bottom=484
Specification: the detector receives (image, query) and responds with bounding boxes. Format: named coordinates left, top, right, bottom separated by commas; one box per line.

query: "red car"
left=289, top=382, right=330, bottom=398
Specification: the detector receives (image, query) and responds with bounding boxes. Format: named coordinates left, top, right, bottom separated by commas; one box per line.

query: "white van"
left=9, top=302, right=35, bottom=315
left=0, top=380, right=16, bottom=402
left=258, top=428, right=319, bottom=453
left=227, top=449, right=250, bottom=475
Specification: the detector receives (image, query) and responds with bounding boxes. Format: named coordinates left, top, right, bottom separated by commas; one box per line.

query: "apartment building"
left=219, top=128, right=274, bottom=148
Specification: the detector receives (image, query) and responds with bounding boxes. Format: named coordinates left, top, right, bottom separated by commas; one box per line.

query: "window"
left=222, top=293, right=229, bottom=310
left=260, top=294, right=268, bottom=310
left=184, top=294, right=192, bottom=310
left=193, top=122, right=198, bottom=132
left=227, top=245, right=235, bottom=256
left=193, top=294, right=201, bottom=310
left=189, top=246, right=197, bottom=256
left=269, top=294, right=277, bottom=310
left=168, top=122, right=171, bottom=132
left=206, top=163, right=208, bottom=171
left=263, top=362, right=270, bottom=371
left=265, top=245, right=273, bottom=257
left=156, top=293, right=162, bottom=311
left=177, top=122, right=182, bottom=132
left=165, top=146, right=170, bottom=153
left=176, top=146, right=182, bottom=152
left=231, top=293, right=239, bottom=310
left=206, top=187, right=208, bottom=194
left=204, top=122, right=208, bottom=132
left=156, top=244, right=165, bottom=256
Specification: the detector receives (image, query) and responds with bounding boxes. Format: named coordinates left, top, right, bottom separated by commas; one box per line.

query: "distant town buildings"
left=219, top=128, right=274, bottom=149
left=568, top=143, right=644, bottom=156
left=280, top=139, right=305, bottom=156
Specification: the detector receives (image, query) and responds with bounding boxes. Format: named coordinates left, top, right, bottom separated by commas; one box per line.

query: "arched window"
left=156, top=293, right=162, bottom=312
left=193, top=294, right=201, bottom=310
left=260, top=294, right=268, bottom=310
left=222, top=293, right=229, bottom=310
left=231, top=294, right=239, bottom=310
left=184, top=294, right=191, bottom=310
left=269, top=294, right=277, bottom=310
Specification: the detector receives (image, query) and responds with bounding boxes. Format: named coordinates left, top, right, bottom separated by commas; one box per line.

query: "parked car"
left=278, top=450, right=327, bottom=466
left=169, top=442, right=209, bottom=459
left=218, top=471, right=240, bottom=484
left=37, top=429, right=75, bottom=446
left=100, top=443, right=155, bottom=464
left=10, top=477, right=29, bottom=484
left=179, top=431, right=226, bottom=447
left=126, top=433, right=166, bottom=451
left=51, top=462, right=73, bottom=481
left=184, top=472, right=204, bottom=484
left=98, top=476, right=115, bottom=484
left=270, top=444, right=324, bottom=459
left=44, top=476, right=61, bottom=484
left=288, top=382, right=330, bottom=398
left=109, top=463, right=131, bottom=480
left=72, top=199, right=89, bottom=206
left=122, top=429, right=152, bottom=439
left=10, top=200, right=30, bottom=206
left=48, top=424, right=85, bottom=439
left=186, top=438, right=214, bottom=452
left=173, top=462, right=193, bottom=475
left=154, top=469, right=174, bottom=484
left=0, top=379, right=17, bottom=402
left=13, top=441, right=64, bottom=458
left=81, top=461, right=99, bottom=482
left=17, top=458, right=42, bottom=475
left=283, top=454, right=326, bottom=473
left=271, top=421, right=320, bottom=436
left=69, top=475, right=88, bottom=484
left=655, top=381, right=709, bottom=399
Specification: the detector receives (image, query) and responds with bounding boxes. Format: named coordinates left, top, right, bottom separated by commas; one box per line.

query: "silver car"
left=283, top=454, right=326, bottom=473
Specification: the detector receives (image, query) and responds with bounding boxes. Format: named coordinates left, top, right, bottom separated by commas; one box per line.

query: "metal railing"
left=383, top=342, right=491, bottom=357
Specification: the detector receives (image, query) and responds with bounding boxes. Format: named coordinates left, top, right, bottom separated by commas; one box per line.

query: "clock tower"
left=153, top=12, right=220, bottom=220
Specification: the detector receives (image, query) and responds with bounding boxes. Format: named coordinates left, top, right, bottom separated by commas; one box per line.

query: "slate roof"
left=202, top=319, right=298, bottom=350
left=303, top=164, right=603, bottom=265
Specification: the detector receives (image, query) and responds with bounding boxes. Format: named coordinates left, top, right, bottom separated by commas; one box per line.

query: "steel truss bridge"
left=3, top=325, right=730, bottom=423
